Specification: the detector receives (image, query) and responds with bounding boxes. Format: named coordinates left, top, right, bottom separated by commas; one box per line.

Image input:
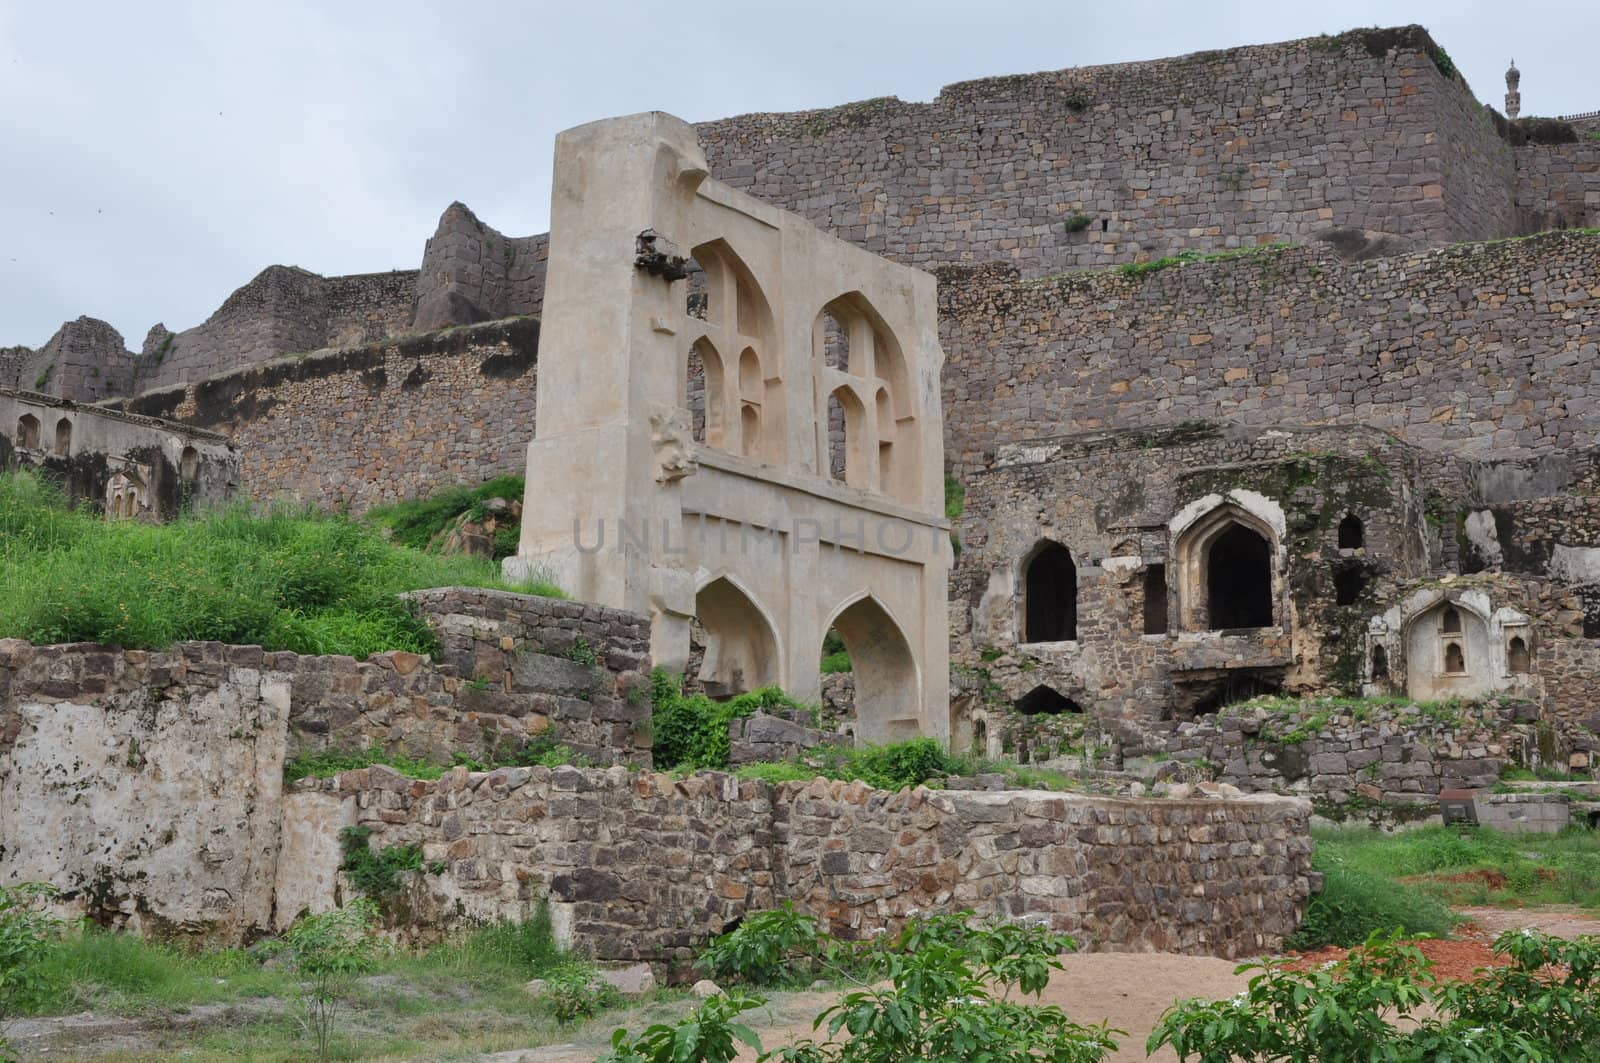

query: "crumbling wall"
left=116, top=317, right=539, bottom=511
left=699, top=27, right=1513, bottom=278
left=411, top=203, right=549, bottom=331
left=938, top=230, right=1600, bottom=472
left=2, top=318, right=138, bottom=402
left=291, top=767, right=1313, bottom=961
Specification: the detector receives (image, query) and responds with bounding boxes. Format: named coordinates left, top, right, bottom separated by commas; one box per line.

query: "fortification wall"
left=411, top=203, right=549, bottom=331
left=1515, top=140, right=1600, bottom=231
left=116, top=317, right=538, bottom=511
left=289, top=767, right=1312, bottom=961
left=938, top=230, right=1600, bottom=472
left=133, top=267, right=418, bottom=393
left=2, top=318, right=138, bottom=403
left=698, top=27, right=1513, bottom=280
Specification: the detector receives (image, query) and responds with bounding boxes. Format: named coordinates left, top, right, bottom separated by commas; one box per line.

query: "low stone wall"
left=289, top=767, right=1313, bottom=962
left=1136, top=699, right=1543, bottom=821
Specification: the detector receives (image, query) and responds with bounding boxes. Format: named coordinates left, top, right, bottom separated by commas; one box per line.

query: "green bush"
left=841, top=738, right=956, bottom=791
left=651, top=669, right=810, bottom=771
left=365, top=474, right=526, bottom=558
left=1286, top=865, right=1454, bottom=950
left=0, top=882, right=63, bottom=1052
left=0, top=471, right=554, bottom=658
left=696, top=904, right=824, bottom=987
left=1152, top=928, right=1600, bottom=1061
left=338, top=827, right=423, bottom=897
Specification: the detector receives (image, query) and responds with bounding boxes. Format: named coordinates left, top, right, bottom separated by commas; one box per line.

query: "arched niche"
left=1015, top=685, right=1083, bottom=715
left=1173, top=503, right=1279, bottom=631
left=180, top=446, right=199, bottom=481
left=1020, top=539, right=1077, bottom=643
left=1403, top=598, right=1492, bottom=701
left=54, top=417, right=72, bottom=456
left=828, top=385, right=867, bottom=489
left=826, top=593, right=920, bottom=744
left=683, top=239, right=780, bottom=462
left=1338, top=513, right=1365, bottom=550
left=16, top=414, right=40, bottom=449
left=685, top=337, right=725, bottom=447
left=812, top=292, right=918, bottom=503
left=694, top=576, right=781, bottom=698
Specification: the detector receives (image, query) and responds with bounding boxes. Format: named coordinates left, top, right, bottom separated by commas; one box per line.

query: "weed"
left=338, top=827, right=423, bottom=897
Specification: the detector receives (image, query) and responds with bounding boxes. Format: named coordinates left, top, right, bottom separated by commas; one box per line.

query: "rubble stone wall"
left=116, top=317, right=538, bottom=511
left=937, top=230, right=1600, bottom=471
left=297, top=766, right=1313, bottom=961
left=1515, top=140, right=1600, bottom=231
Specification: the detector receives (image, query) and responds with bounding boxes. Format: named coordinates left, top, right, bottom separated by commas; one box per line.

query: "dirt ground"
left=499, top=951, right=1253, bottom=1063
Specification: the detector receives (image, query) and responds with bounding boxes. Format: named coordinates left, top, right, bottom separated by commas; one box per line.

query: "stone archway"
left=695, top=576, right=781, bottom=698
left=1172, top=501, right=1281, bottom=632
left=826, top=593, right=919, bottom=744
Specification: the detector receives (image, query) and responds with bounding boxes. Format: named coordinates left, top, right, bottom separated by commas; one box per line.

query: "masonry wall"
left=938, top=230, right=1600, bottom=472
left=1514, top=140, right=1600, bottom=231
left=699, top=27, right=1513, bottom=281
left=293, top=767, right=1313, bottom=961
left=117, top=317, right=538, bottom=511
left=411, top=203, right=550, bottom=331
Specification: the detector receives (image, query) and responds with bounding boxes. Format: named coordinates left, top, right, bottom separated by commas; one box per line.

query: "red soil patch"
left=1286, top=931, right=1508, bottom=983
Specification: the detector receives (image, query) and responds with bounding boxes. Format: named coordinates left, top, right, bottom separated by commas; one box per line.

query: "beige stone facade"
left=507, top=113, right=950, bottom=742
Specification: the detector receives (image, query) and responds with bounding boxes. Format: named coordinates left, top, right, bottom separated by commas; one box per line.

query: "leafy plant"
left=1063, top=211, right=1091, bottom=233
left=651, top=669, right=810, bottom=771
left=598, top=991, right=765, bottom=1062
left=547, top=969, right=619, bottom=1023
left=697, top=904, right=824, bottom=987
left=338, top=826, right=423, bottom=897
left=285, top=901, right=383, bottom=1060
left=0, top=883, right=62, bottom=1056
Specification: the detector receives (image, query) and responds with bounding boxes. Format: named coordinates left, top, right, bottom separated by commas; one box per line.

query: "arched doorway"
left=1206, top=524, right=1273, bottom=628
left=1021, top=540, right=1077, bottom=643
left=694, top=576, right=781, bottom=698
left=827, top=594, right=919, bottom=744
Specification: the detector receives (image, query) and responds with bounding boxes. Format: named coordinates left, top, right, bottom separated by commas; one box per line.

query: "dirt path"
left=495, top=951, right=1251, bottom=1063
left=1457, top=905, right=1600, bottom=941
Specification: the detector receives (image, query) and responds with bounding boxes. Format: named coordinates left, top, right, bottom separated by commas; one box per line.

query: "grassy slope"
left=0, top=471, right=556, bottom=659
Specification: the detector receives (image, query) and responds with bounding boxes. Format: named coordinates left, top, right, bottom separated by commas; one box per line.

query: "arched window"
left=875, top=388, right=895, bottom=490
left=16, top=414, right=40, bottom=449
left=1334, top=562, right=1367, bottom=607
left=1022, top=541, right=1077, bottom=643
left=826, top=391, right=847, bottom=481
left=684, top=240, right=775, bottom=460
left=686, top=338, right=724, bottom=447
left=738, top=347, right=763, bottom=458
left=1015, top=685, right=1083, bottom=714
left=1508, top=636, right=1531, bottom=674
left=814, top=293, right=916, bottom=501
left=1207, top=523, right=1273, bottom=629
left=54, top=418, right=72, bottom=456
left=180, top=446, right=199, bottom=481
left=1441, top=606, right=1462, bottom=634
left=1371, top=644, right=1390, bottom=682
left=828, top=386, right=866, bottom=488
left=1338, top=514, right=1365, bottom=550
left=1444, top=641, right=1466, bottom=674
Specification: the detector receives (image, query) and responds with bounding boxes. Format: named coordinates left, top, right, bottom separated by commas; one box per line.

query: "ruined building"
left=6, top=24, right=1600, bottom=751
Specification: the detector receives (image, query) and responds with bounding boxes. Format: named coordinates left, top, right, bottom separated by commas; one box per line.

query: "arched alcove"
left=1015, top=685, right=1083, bottom=715
left=828, top=594, right=920, bottom=744
left=1403, top=598, right=1492, bottom=700
left=813, top=292, right=918, bottom=502
left=1334, top=561, right=1368, bottom=607
left=739, top=404, right=761, bottom=459
left=16, top=414, right=40, bottom=449
left=684, top=239, right=778, bottom=462
left=1173, top=503, right=1280, bottom=632
left=829, top=386, right=867, bottom=488
left=1021, top=540, right=1077, bottom=643
left=695, top=576, right=781, bottom=698
left=875, top=387, right=895, bottom=491
left=1371, top=644, right=1390, bottom=682
left=1338, top=514, right=1365, bottom=550
left=685, top=337, right=725, bottom=447
left=1508, top=636, right=1531, bottom=674
left=54, top=418, right=72, bottom=456
left=180, top=446, right=199, bottom=481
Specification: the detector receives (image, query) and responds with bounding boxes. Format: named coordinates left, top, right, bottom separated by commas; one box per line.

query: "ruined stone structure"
left=505, top=113, right=950, bottom=741
left=0, top=387, right=237, bottom=519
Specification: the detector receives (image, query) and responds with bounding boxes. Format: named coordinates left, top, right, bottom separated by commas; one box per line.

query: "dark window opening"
left=1143, top=564, right=1169, bottom=634
left=16, top=414, right=39, bottom=449
left=1371, top=645, right=1389, bottom=682
left=1334, top=562, right=1368, bottom=607
left=1206, top=524, right=1273, bottom=629
left=1015, top=685, right=1083, bottom=715
left=972, top=719, right=987, bottom=753
left=1444, top=641, right=1466, bottom=674
left=1441, top=606, right=1462, bottom=634
left=54, top=418, right=71, bottom=456
left=1023, top=542, right=1077, bottom=642
left=1508, top=636, right=1531, bottom=674
left=1338, top=513, right=1364, bottom=550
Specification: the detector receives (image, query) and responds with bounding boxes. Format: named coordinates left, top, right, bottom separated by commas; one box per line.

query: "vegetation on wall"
left=0, top=470, right=552, bottom=659
left=365, top=473, right=526, bottom=560
left=650, top=669, right=812, bottom=771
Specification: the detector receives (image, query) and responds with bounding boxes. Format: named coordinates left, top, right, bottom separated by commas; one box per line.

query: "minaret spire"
left=1505, top=58, right=1522, bottom=119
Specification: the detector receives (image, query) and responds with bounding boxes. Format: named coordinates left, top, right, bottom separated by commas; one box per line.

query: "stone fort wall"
left=116, top=316, right=538, bottom=511
left=937, top=228, right=1600, bottom=473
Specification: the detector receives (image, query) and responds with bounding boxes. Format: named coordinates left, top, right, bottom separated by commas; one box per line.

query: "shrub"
left=285, top=901, right=383, bottom=1059
left=1285, top=866, right=1455, bottom=949
left=598, top=991, right=765, bottom=1062
left=365, top=474, right=526, bottom=558
left=697, top=904, right=824, bottom=987
left=1151, top=928, right=1597, bottom=1061
left=0, top=883, right=62, bottom=1052
left=651, top=669, right=811, bottom=771
left=547, top=969, right=620, bottom=1024
left=838, top=738, right=957, bottom=791
left=338, top=826, right=423, bottom=897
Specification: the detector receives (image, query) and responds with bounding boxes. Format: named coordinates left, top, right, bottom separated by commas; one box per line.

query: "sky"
left=1, top=0, right=1594, bottom=351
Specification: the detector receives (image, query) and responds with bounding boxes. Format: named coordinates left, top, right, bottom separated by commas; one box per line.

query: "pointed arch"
left=1173, top=502, right=1280, bottom=631
left=15, top=414, right=39, bottom=449
left=54, top=417, right=72, bottom=456
left=829, top=385, right=867, bottom=489
left=824, top=591, right=921, bottom=744
left=694, top=574, right=782, bottom=697
left=1021, top=539, right=1077, bottom=643
left=686, top=336, right=725, bottom=447
left=813, top=291, right=918, bottom=503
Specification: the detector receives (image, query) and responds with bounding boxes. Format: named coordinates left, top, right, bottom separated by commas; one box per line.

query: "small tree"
left=0, top=883, right=62, bottom=1060
left=285, top=900, right=383, bottom=1059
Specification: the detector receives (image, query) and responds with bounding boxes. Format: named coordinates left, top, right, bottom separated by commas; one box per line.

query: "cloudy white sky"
left=1, top=0, right=1593, bottom=350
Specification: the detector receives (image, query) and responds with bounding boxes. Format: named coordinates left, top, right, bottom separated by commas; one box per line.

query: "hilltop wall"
left=0, top=318, right=138, bottom=403
left=937, top=229, right=1600, bottom=472
left=1515, top=140, right=1600, bottom=231
left=117, top=317, right=538, bottom=511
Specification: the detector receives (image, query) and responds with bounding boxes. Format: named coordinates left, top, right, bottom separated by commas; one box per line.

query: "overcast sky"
left=1, top=0, right=1593, bottom=350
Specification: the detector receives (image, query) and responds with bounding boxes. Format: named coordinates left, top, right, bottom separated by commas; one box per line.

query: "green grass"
left=1501, top=765, right=1588, bottom=782
left=365, top=474, right=526, bottom=560
left=0, top=471, right=558, bottom=659
left=29, top=929, right=294, bottom=1014
left=733, top=742, right=1090, bottom=794
left=1312, top=824, right=1600, bottom=910
left=284, top=734, right=589, bottom=783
